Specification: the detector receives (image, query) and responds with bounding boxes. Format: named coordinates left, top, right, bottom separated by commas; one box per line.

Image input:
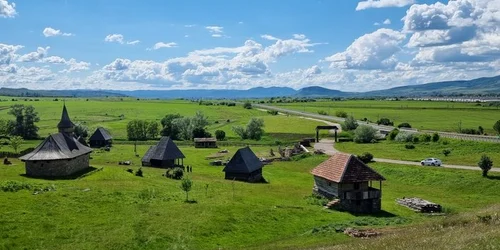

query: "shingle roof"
left=223, top=147, right=263, bottom=174
left=194, top=138, right=216, bottom=142
left=311, top=153, right=385, bottom=183
left=142, top=137, right=185, bottom=162
left=89, top=127, right=112, bottom=141
left=19, top=133, right=92, bottom=161
left=57, top=104, right=75, bottom=129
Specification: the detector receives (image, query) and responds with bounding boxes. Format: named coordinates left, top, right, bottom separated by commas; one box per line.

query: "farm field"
left=2, top=144, right=500, bottom=249
left=0, top=98, right=330, bottom=144
left=270, top=100, right=500, bottom=134
left=335, top=139, right=500, bottom=167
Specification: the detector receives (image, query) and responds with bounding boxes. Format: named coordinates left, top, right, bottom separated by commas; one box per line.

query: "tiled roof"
left=311, top=153, right=385, bottom=183
left=194, top=138, right=217, bottom=142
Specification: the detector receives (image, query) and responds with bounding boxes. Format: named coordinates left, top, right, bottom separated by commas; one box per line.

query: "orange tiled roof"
left=311, top=153, right=385, bottom=183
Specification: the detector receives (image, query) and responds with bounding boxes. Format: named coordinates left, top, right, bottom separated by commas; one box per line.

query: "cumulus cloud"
left=356, top=0, right=415, bottom=11
left=374, top=19, right=392, bottom=26
left=293, top=34, right=307, bottom=40
left=18, top=47, right=50, bottom=62
left=0, top=0, right=16, bottom=18
left=104, top=34, right=125, bottom=44
left=43, top=27, right=74, bottom=37
left=149, top=42, right=178, bottom=50
left=261, top=34, right=279, bottom=41
left=325, top=28, right=406, bottom=69
left=0, top=43, right=23, bottom=64
left=206, top=26, right=225, bottom=38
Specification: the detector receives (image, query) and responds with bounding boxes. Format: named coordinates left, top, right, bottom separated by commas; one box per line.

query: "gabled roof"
left=57, top=104, right=74, bottom=129
left=89, top=127, right=112, bottom=141
left=311, top=153, right=385, bottom=183
left=142, top=137, right=185, bottom=162
left=194, top=138, right=216, bottom=142
left=223, top=147, right=263, bottom=174
left=19, top=133, right=92, bottom=161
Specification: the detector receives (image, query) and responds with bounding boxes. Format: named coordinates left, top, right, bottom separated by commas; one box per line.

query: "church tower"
left=57, top=104, right=75, bottom=135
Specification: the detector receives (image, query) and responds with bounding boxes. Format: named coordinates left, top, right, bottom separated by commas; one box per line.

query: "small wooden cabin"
left=194, top=138, right=217, bottom=148
left=311, top=153, right=385, bottom=213
left=141, top=136, right=185, bottom=168
left=223, top=147, right=264, bottom=183
left=89, top=127, right=112, bottom=148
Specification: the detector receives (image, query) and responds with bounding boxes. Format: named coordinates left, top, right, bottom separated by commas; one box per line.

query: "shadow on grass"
left=184, top=200, right=198, bottom=204
left=350, top=210, right=397, bottom=218
left=20, top=166, right=101, bottom=180
left=486, top=175, right=500, bottom=180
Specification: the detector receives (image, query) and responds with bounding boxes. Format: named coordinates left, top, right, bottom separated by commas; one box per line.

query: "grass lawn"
left=271, top=100, right=500, bottom=134
left=335, top=139, right=500, bottom=166
left=1, top=144, right=500, bottom=249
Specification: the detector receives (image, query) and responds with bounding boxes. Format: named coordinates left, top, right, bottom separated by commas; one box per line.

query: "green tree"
left=494, top=120, right=500, bottom=135
left=74, top=123, right=89, bottom=138
left=172, top=117, right=193, bottom=140
left=215, top=130, right=226, bottom=141
left=431, top=132, right=440, bottom=142
left=126, top=120, right=148, bottom=141
left=146, top=121, right=160, bottom=139
left=0, top=119, right=10, bottom=136
left=8, top=104, right=40, bottom=139
left=160, top=113, right=183, bottom=139
left=180, top=178, right=193, bottom=202
left=9, top=136, right=24, bottom=153
left=478, top=155, right=493, bottom=177
left=191, top=111, right=209, bottom=129
left=335, top=110, right=348, bottom=118
left=243, top=102, right=252, bottom=109
left=353, top=125, right=377, bottom=143
left=232, top=126, right=248, bottom=140
left=342, top=115, right=358, bottom=131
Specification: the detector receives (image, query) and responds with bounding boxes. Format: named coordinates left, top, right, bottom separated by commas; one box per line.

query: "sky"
left=1, top=0, right=500, bottom=91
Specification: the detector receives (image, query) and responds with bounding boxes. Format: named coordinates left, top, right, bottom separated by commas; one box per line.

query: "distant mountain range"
left=2, top=75, right=500, bottom=99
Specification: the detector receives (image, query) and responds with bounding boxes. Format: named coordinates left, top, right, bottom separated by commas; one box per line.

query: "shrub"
left=419, top=133, right=432, bottom=142
left=243, top=102, right=252, bottom=109
left=353, top=125, right=377, bottom=143
left=135, top=168, right=143, bottom=177
left=342, top=115, right=358, bottom=131
left=395, top=132, right=414, bottom=142
left=267, top=110, right=278, bottom=115
left=388, top=128, right=399, bottom=141
left=412, top=136, right=419, bottom=143
left=460, top=128, right=480, bottom=135
left=478, top=155, right=493, bottom=177
left=215, top=130, right=226, bottom=141
left=377, top=118, right=394, bottom=126
left=478, top=126, right=484, bottom=135
left=1, top=180, right=32, bottom=192
left=335, top=111, right=348, bottom=118
left=397, top=122, right=412, bottom=128
left=358, top=152, right=373, bottom=163
left=494, top=120, right=500, bottom=135
left=167, top=167, right=184, bottom=180
left=405, top=144, right=415, bottom=149
left=442, top=149, right=451, bottom=156
left=317, top=110, right=328, bottom=115
left=181, top=178, right=193, bottom=201
left=432, top=132, right=440, bottom=142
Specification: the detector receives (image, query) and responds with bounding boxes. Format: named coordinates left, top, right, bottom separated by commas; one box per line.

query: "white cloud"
left=149, top=42, right=178, bottom=50
left=356, top=0, right=415, bottom=11
left=104, top=34, right=125, bottom=44
left=126, top=40, right=140, bottom=45
left=261, top=34, right=279, bottom=41
left=383, top=19, right=391, bottom=25
left=18, top=47, right=50, bottom=62
left=325, top=28, right=406, bottom=69
left=206, top=26, right=225, bottom=38
left=293, top=34, right=306, bottom=40
left=0, top=0, right=16, bottom=18
left=43, top=27, right=74, bottom=37
left=211, top=34, right=222, bottom=38
left=184, top=24, right=196, bottom=28
left=0, top=43, right=23, bottom=64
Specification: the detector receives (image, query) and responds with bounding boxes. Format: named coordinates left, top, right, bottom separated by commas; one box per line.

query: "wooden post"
left=379, top=181, right=382, bottom=192
left=316, top=129, right=319, bottom=142
left=334, top=129, right=337, bottom=142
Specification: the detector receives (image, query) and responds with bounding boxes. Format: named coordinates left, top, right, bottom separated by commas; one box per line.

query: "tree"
left=377, top=118, right=394, bottom=126
left=388, top=128, right=399, bottom=140
left=358, top=152, right=373, bottom=163
left=232, top=126, right=248, bottom=140
left=172, top=117, right=193, bottom=140
left=126, top=120, right=148, bottom=141
left=180, top=178, right=193, bottom=202
left=0, top=119, right=10, bottom=136
left=146, top=121, right=160, bottom=139
left=215, top=130, right=226, bottom=141
left=161, top=114, right=183, bottom=139
left=246, top=118, right=265, bottom=140
left=397, top=122, right=412, bottom=128
left=192, top=127, right=211, bottom=138
left=431, top=132, right=440, bottom=142
left=9, top=136, right=24, bottom=153
left=243, top=102, right=252, bottom=109
left=74, top=123, right=89, bottom=138
left=8, top=104, right=40, bottom=139
left=191, top=111, right=209, bottom=129
left=335, top=110, right=348, bottom=118
left=342, top=115, right=358, bottom=131
left=353, top=125, right=377, bottom=143
left=478, top=155, right=493, bottom=177
left=494, top=120, right=500, bottom=135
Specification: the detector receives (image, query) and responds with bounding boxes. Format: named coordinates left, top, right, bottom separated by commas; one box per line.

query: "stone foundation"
left=25, top=154, right=90, bottom=177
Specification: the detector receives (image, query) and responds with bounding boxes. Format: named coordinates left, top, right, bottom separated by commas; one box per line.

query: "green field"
left=336, top=139, right=500, bottom=167
left=270, top=100, right=500, bottom=134
left=1, top=143, right=500, bottom=249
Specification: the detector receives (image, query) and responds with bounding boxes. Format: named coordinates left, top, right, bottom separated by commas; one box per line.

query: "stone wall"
left=25, top=154, right=90, bottom=177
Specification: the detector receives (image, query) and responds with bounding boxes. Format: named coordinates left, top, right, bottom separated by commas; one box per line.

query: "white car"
left=421, top=158, right=442, bottom=166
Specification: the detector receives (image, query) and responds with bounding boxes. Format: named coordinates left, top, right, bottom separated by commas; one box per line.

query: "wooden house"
left=311, top=153, right=385, bottom=213
left=223, top=147, right=264, bottom=182
left=141, top=136, right=185, bottom=168
left=194, top=138, right=217, bottom=148
left=19, top=105, right=92, bottom=177
left=89, top=127, right=112, bottom=148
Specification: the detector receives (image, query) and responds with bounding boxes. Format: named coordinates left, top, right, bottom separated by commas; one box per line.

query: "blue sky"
left=1, top=0, right=499, bottom=91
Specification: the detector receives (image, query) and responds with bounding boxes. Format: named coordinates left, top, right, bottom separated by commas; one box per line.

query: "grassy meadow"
left=270, top=100, right=500, bottom=134
left=2, top=144, right=500, bottom=249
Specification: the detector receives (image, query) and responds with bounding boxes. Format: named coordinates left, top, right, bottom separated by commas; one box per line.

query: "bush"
left=353, top=125, right=377, bottom=143
left=337, top=131, right=354, bottom=139
left=388, top=129, right=399, bottom=141
left=215, top=130, right=226, bottom=141
left=267, top=110, right=278, bottom=115
left=432, top=132, right=440, bottom=142
left=395, top=132, right=414, bottom=142
left=397, top=122, right=412, bottom=128
left=358, top=152, right=373, bottom=163
left=412, top=136, right=419, bottom=143
left=135, top=168, right=143, bottom=177
left=377, top=118, right=394, bottom=126
left=335, top=111, right=348, bottom=118
left=1, top=180, right=32, bottom=192
left=342, top=115, right=358, bottom=131
left=167, top=167, right=184, bottom=180
left=243, top=102, right=252, bottom=109
left=442, top=149, right=451, bottom=156
left=478, top=155, right=493, bottom=177
left=405, top=144, right=415, bottom=149
left=317, top=110, right=328, bottom=115
left=460, top=128, right=480, bottom=135
left=419, top=133, right=432, bottom=142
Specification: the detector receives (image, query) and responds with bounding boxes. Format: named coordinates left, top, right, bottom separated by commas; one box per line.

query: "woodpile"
left=396, top=197, right=442, bottom=213
left=344, top=228, right=381, bottom=238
